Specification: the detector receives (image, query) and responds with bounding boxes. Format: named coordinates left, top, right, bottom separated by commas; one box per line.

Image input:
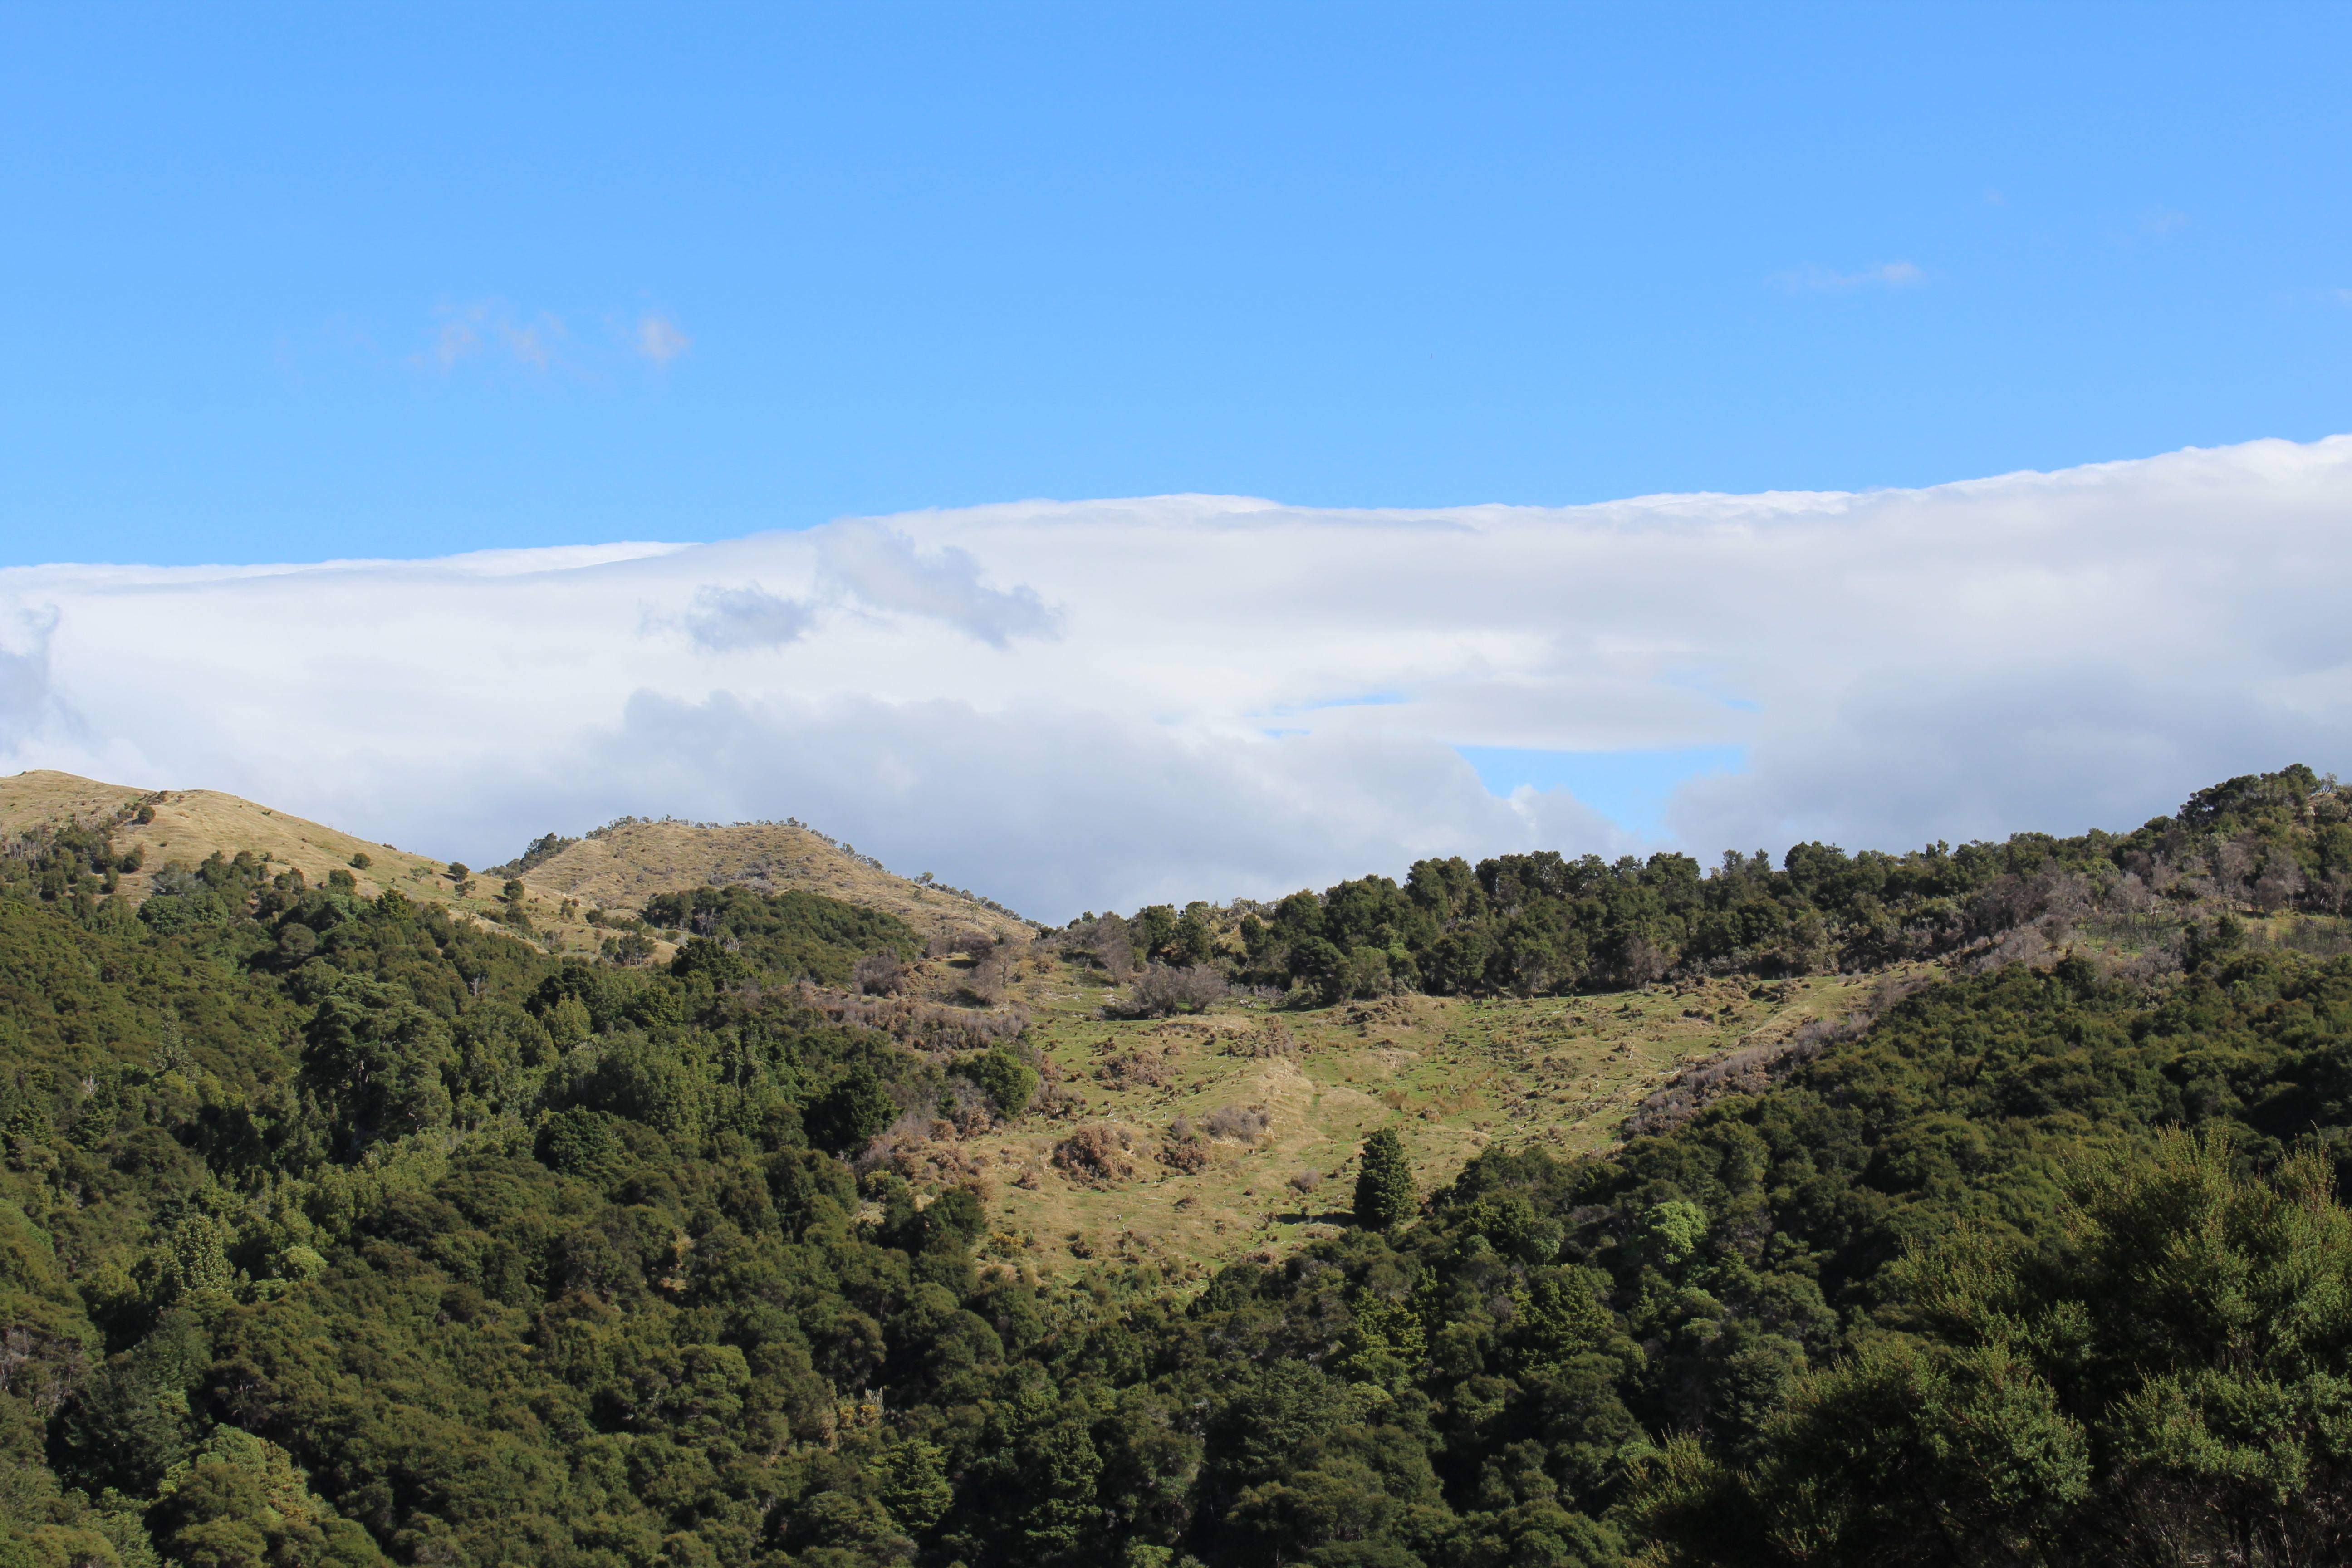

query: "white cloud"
left=1777, top=260, right=1925, bottom=290
left=0, top=604, right=74, bottom=753
left=661, top=583, right=816, bottom=653
left=412, top=303, right=571, bottom=375
left=816, top=522, right=1061, bottom=646
left=499, top=312, right=566, bottom=371
left=5, top=436, right=2352, bottom=921
left=420, top=312, right=484, bottom=371
left=634, top=314, right=691, bottom=366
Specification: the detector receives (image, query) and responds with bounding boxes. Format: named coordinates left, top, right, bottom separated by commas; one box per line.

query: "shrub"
left=1160, top=1132, right=1210, bottom=1173
left=1052, top=1126, right=1136, bottom=1185
left=927, top=929, right=997, bottom=960
left=954, top=1047, right=1039, bottom=1120
left=854, top=952, right=909, bottom=996
left=1096, top=1050, right=1171, bottom=1088
left=918, top=1186, right=987, bottom=1250
left=1122, top=962, right=1227, bottom=1018
left=1071, top=915, right=1134, bottom=979
left=349, top=852, right=372, bottom=870
left=1203, top=1103, right=1271, bottom=1142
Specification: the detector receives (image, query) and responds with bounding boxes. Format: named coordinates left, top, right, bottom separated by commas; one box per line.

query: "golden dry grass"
left=514, top=822, right=1034, bottom=946
left=0, top=768, right=475, bottom=909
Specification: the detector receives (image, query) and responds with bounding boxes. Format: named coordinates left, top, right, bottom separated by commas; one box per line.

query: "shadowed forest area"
left=1, top=768, right=2351, bottom=1566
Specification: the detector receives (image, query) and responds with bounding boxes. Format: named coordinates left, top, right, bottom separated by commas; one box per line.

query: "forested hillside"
left=1101, top=764, right=2351, bottom=1002
left=1, top=768, right=2350, bottom=1567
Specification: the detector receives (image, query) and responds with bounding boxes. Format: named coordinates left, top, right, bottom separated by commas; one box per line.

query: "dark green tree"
left=1129, top=904, right=1179, bottom=963
left=809, top=1067, right=897, bottom=1152
left=1353, top=1127, right=1416, bottom=1230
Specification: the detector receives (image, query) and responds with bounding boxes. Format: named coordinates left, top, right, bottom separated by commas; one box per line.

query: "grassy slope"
left=0, top=770, right=454, bottom=907
left=513, top=820, right=1035, bottom=946
left=901, top=949, right=1903, bottom=1284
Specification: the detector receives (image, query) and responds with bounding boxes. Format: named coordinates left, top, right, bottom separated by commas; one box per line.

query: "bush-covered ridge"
left=1, top=767, right=2351, bottom=1566
left=1087, top=763, right=2352, bottom=1004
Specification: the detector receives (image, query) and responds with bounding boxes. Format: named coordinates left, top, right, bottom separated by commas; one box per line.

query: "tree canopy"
left=0, top=770, right=2350, bottom=1565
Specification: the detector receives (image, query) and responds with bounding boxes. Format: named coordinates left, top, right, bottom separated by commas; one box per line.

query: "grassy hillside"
left=0, top=771, right=1038, bottom=967
left=930, top=956, right=1902, bottom=1284
left=510, top=819, right=1035, bottom=948
left=0, top=770, right=450, bottom=910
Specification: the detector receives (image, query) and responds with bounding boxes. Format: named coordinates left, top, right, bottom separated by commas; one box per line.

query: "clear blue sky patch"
left=1456, top=745, right=1749, bottom=839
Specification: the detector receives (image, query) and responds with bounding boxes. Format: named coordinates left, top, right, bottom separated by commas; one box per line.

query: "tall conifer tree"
left=1354, top=1126, right=1416, bottom=1230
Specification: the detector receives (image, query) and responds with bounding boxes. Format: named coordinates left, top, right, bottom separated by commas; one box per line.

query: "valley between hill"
left=0, top=769, right=1900, bottom=1288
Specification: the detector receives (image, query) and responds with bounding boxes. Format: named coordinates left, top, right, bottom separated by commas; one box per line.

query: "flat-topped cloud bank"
left=5, top=434, right=2350, bottom=919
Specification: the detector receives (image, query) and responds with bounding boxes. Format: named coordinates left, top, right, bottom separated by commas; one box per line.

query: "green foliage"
left=642, top=884, right=919, bottom=987
left=954, top=1047, right=1039, bottom=1120
left=1632, top=1129, right=2352, bottom=1565
left=486, top=832, right=578, bottom=879
left=1236, top=763, right=2351, bottom=998
left=808, top=1067, right=897, bottom=1152
left=5, top=769, right=2352, bottom=1568
left=1353, top=1128, right=1416, bottom=1230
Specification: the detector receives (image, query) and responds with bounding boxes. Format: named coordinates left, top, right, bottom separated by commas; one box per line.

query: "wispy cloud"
left=2141, top=210, right=2190, bottom=237
left=634, top=314, right=691, bottom=367
left=420, top=310, right=485, bottom=371
left=411, top=303, right=571, bottom=375
left=500, top=313, right=566, bottom=371
left=408, top=304, right=688, bottom=380
left=10, top=434, right=2352, bottom=917
left=1774, top=260, right=1926, bottom=291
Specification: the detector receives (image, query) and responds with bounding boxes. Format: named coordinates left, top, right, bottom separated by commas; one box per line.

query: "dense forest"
left=1, top=768, right=2350, bottom=1566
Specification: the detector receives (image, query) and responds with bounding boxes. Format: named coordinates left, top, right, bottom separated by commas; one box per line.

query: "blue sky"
left=5, top=1, right=2349, bottom=569
left=5, top=3, right=2352, bottom=901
